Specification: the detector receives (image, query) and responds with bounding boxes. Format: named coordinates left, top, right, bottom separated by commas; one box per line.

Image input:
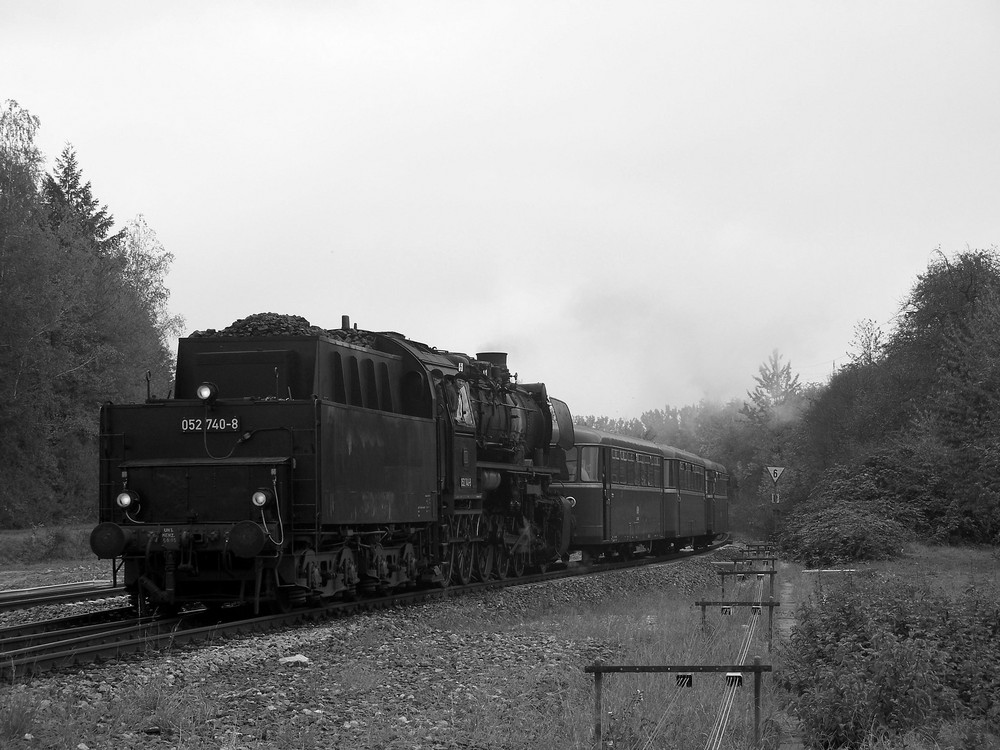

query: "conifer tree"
left=43, top=145, right=123, bottom=252
left=743, top=349, right=802, bottom=425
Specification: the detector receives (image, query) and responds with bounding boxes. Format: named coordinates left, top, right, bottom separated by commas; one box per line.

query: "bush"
left=780, top=502, right=909, bottom=566
left=779, top=462, right=917, bottom=565
left=781, top=573, right=1000, bottom=749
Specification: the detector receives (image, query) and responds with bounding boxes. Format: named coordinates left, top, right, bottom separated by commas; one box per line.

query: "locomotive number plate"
left=180, top=417, right=240, bottom=433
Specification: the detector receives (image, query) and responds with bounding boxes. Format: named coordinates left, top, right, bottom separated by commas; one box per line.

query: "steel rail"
left=0, top=581, right=126, bottom=612
left=0, top=609, right=147, bottom=651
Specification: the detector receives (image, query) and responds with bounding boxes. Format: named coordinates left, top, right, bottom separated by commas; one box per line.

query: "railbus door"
left=602, top=446, right=612, bottom=542
left=706, top=472, right=716, bottom=534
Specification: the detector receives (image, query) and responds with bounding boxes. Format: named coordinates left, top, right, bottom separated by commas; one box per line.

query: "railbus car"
left=551, top=426, right=728, bottom=563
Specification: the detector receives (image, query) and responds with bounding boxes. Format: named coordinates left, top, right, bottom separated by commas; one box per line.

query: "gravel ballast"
left=2, top=552, right=733, bottom=749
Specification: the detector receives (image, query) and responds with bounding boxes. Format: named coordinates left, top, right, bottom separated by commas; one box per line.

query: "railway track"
left=0, top=540, right=730, bottom=679
left=0, top=580, right=125, bottom=612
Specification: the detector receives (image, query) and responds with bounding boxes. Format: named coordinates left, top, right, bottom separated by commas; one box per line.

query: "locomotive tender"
left=90, top=314, right=728, bottom=612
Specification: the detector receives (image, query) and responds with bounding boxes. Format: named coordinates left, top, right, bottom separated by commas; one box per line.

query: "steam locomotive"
left=90, top=314, right=728, bottom=612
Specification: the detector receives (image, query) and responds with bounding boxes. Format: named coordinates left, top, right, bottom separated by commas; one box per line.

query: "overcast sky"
left=4, top=1, right=998, bottom=417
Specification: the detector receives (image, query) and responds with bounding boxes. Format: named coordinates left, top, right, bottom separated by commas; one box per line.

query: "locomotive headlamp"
left=116, top=490, right=139, bottom=509
left=196, top=382, right=219, bottom=404
left=251, top=489, right=274, bottom=508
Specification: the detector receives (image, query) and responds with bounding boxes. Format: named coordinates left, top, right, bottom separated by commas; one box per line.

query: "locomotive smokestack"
left=341, top=315, right=350, bottom=330
left=477, top=352, right=510, bottom=382
left=476, top=352, right=508, bottom=367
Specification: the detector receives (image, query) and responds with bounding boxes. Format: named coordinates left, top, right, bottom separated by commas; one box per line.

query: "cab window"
left=563, top=449, right=578, bottom=482
left=454, top=380, right=476, bottom=428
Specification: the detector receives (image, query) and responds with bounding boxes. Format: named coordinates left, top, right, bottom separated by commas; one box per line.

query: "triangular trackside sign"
left=766, top=466, right=785, bottom=483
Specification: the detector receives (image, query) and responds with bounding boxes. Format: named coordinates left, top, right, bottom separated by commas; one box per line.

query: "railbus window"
left=579, top=446, right=600, bottom=482
left=625, top=451, right=636, bottom=485
left=665, top=459, right=677, bottom=488
left=716, top=476, right=729, bottom=497
left=680, top=461, right=704, bottom=491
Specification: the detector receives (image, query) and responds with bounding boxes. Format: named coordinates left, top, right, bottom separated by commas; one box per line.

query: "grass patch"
left=0, top=690, right=38, bottom=743
left=523, top=580, right=779, bottom=749
left=1, top=674, right=220, bottom=749
left=0, top=525, right=93, bottom=565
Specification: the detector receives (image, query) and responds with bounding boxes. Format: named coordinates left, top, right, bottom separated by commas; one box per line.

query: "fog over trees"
left=578, top=247, right=1000, bottom=562
left=578, top=248, right=1000, bottom=559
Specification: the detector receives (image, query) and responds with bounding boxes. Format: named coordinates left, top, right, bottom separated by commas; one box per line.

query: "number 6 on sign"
left=765, top=466, right=785, bottom=483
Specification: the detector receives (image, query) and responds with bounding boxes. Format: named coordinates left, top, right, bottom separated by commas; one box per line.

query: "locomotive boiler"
left=90, top=314, right=576, bottom=612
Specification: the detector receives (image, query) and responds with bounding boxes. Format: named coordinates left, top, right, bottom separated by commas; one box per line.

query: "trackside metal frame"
left=718, top=568, right=777, bottom=598
left=695, top=598, right=781, bottom=652
left=585, top=659, right=771, bottom=748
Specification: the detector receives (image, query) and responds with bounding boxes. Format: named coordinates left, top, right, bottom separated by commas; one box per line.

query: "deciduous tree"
left=0, top=101, right=180, bottom=526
